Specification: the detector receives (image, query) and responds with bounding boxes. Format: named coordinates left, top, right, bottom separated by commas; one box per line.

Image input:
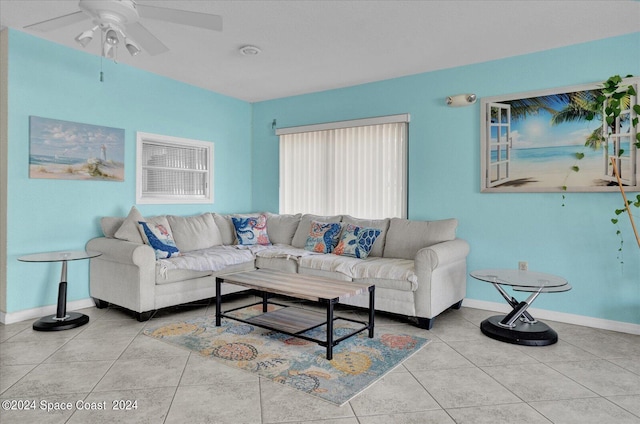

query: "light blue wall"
left=6, top=30, right=252, bottom=313
left=252, top=32, right=640, bottom=325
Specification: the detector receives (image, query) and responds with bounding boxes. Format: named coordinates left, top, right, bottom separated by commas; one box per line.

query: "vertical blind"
left=278, top=115, right=408, bottom=219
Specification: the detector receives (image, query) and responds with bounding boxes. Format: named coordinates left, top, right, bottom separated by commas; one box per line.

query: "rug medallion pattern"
left=144, top=305, right=429, bottom=405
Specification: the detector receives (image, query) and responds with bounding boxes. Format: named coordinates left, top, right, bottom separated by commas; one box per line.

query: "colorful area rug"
left=143, top=305, right=429, bottom=405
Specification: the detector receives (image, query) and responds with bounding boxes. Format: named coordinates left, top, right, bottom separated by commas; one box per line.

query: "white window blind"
left=136, top=132, right=213, bottom=204
left=277, top=115, right=408, bottom=219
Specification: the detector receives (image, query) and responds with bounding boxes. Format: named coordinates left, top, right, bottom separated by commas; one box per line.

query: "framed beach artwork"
left=29, top=116, right=125, bottom=181
left=480, top=77, right=639, bottom=192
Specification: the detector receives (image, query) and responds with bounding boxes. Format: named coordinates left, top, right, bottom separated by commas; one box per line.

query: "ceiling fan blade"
left=124, top=22, right=169, bottom=56
left=24, top=11, right=88, bottom=32
left=136, top=4, right=222, bottom=31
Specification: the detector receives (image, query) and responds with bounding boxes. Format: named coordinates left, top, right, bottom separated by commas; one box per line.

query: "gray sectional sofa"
left=86, top=208, right=470, bottom=329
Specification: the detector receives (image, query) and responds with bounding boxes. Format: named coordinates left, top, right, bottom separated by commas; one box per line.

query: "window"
left=277, top=114, right=409, bottom=219
left=136, top=132, right=213, bottom=204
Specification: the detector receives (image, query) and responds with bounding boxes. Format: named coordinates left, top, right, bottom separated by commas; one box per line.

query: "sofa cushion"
left=254, top=244, right=317, bottom=274
left=101, top=217, right=125, bottom=238
left=383, top=218, right=458, bottom=260
left=114, top=206, right=145, bottom=243
left=156, top=245, right=255, bottom=273
left=138, top=216, right=180, bottom=259
left=232, top=214, right=271, bottom=246
left=155, top=267, right=213, bottom=285
left=266, top=213, right=301, bottom=245
left=333, top=224, right=381, bottom=259
left=292, top=214, right=342, bottom=248
left=167, top=214, right=222, bottom=252
left=341, top=215, right=389, bottom=257
left=351, top=258, right=418, bottom=291
left=304, top=221, right=343, bottom=253
left=212, top=213, right=236, bottom=245
left=299, top=254, right=363, bottom=277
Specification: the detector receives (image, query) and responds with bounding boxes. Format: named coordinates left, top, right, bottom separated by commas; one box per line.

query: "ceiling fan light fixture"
left=125, top=38, right=141, bottom=56
left=105, top=29, right=119, bottom=45
left=74, top=26, right=97, bottom=48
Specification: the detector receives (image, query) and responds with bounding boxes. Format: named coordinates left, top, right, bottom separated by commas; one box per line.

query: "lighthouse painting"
left=29, top=116, right=125, bottom=181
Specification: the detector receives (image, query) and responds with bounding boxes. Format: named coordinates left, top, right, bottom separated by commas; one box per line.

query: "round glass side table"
left=18, top=250, right=102, bottom=331
left=470, top=269, right=571, bottom=346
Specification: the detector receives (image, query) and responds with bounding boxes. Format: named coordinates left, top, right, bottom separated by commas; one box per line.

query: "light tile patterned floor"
left=1, top=297, right=640, bottom=424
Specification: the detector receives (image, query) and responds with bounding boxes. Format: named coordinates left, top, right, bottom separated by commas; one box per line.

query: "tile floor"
left=1, top=296, right=640, bottom=424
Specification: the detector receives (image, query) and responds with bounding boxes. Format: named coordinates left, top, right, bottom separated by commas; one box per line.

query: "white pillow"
left=114, top=206, right=145, bottom=243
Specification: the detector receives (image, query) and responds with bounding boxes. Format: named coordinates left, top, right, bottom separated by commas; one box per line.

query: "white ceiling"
left=1, top=0, right=639, bottom=102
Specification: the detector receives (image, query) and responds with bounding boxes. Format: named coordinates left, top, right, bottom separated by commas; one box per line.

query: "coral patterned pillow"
left=232, top=214, right=271, bottom=245
left=304, top=221, right=343, bottom=253
left=334, top=224, right=382, bottom=259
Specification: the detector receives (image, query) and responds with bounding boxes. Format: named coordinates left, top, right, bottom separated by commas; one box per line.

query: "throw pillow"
left=292, top=214, right=342, bottom=248
left=304, top=221, right=343, bottom=253
left=114, top=206, right=145, bottom=243
left=137, top=216, right=180, bottom=259
left=232, top=214, right=271, bottom=246
left=333, top=224, right=382, bottom=259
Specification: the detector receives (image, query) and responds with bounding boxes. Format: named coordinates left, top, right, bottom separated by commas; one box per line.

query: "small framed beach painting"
left=480, top=77, right=639, bottom=192
left=29, top=116, right=125, bottom=181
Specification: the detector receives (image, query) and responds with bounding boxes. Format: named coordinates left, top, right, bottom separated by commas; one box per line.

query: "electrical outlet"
left=518, top=261, right=528, bottom=271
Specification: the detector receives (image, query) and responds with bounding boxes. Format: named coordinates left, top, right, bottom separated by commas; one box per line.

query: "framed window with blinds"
left=136, top=132, right=213, bottom=204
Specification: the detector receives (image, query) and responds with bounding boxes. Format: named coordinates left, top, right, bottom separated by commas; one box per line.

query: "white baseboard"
left=0, top=298, right=96, bottom=325
left=462, top=298, right=640, bottom=336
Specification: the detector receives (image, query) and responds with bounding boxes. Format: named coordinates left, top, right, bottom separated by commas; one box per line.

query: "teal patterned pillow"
left=304, top=221, right=343, bottom=253
left=231, top=214, right=271, bottom=245
left=334, top=224, right=381, bottom=259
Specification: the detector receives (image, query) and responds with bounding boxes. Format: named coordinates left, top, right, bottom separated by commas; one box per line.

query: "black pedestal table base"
left=480, top=315, right=558, bottom=346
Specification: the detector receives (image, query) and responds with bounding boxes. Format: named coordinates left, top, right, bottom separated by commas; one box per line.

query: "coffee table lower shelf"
left=220, top=301, right=370, bottom=360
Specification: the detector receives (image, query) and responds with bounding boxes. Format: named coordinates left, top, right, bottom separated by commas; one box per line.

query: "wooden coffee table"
left=216, top=269, right=375, bottom=360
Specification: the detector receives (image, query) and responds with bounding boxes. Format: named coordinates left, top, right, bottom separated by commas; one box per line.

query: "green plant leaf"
left=633, top=117, right=639, bottom=127
left=612, top=92, right=626, bottom=100
left=628, top=85, right=637, bottom=96
left=572, top=166, right=579, bottom=172
left=615, top=209, right=625, bottom=215
left=606, top=116, right=614, bottom=125
left=586, top=112, right=594, bottom=121
left=619, top=149, right=625, bottom=155
left=575, top=152, right=585, bottom=160
left=634, top=104, right=640, bottom=114
left=562, top=185, right=567, bottom=191
left=612, top=218, right=618, bottom=224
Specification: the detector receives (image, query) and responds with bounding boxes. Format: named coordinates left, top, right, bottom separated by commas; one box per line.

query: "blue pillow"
left=304, top=221, right=342, bottom=253
left=138, top=219, right=180, bottom=259
left=232, top=214, right=271, bottom=245
left=334, top=224, right=381, bottom=258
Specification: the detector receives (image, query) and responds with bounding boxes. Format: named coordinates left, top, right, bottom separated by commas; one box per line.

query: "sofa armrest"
left=413, top=238, right=469, bottom=319
left=414, top=238, right=470, bottom=272
left=86, top=237, right=155, bottom=267
left=86, top=237, right=157, bottom=313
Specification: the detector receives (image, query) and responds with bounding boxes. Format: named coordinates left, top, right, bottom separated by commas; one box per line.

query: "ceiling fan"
left=23, top=0, right=223, bottom=58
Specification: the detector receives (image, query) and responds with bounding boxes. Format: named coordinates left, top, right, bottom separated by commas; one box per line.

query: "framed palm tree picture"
left=480, top=77, right=639, bottom=192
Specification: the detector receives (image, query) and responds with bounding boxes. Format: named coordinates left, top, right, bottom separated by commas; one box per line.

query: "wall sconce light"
left=446, top=93, right=477, bottom=107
